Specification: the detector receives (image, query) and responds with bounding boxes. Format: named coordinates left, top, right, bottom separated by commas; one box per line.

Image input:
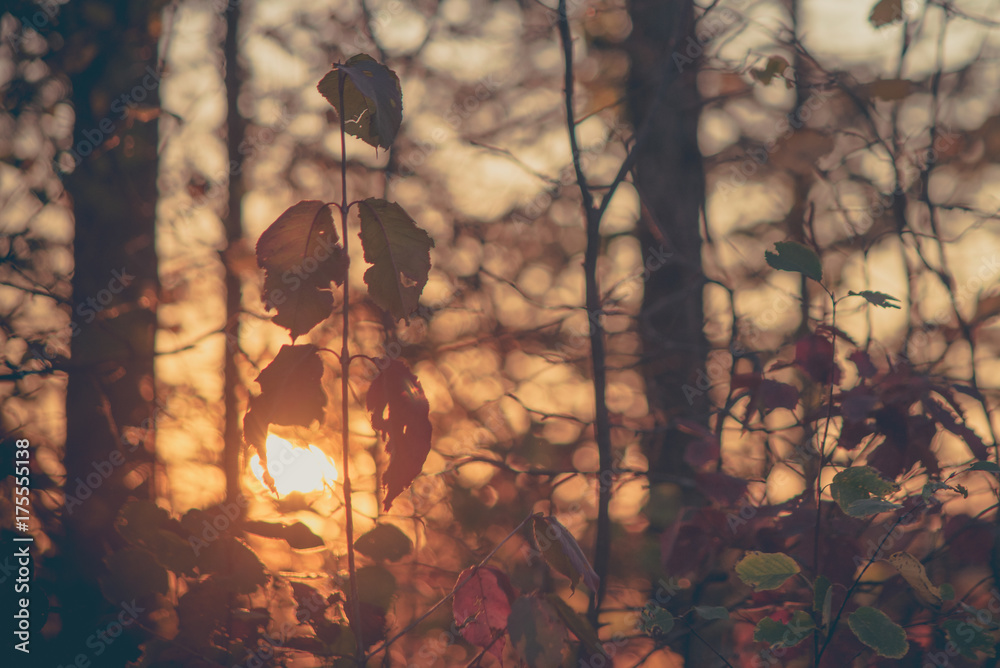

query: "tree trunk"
left=625, top=0, right=709, bottom=475
left=56, top=0, right=161, bottom=660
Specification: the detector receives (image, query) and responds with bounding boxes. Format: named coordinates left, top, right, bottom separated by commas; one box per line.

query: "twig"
left=556, top=0, right=613, bottom=628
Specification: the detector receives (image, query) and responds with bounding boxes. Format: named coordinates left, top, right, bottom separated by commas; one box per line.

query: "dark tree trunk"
left=224, top=0, right=246, bottom=510
left=625, top=1, right=710, bottom=475
left=55, top=0, right=161, bottom=661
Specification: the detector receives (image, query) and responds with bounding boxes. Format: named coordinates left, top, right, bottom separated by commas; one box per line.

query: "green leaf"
left=256, top=200, right=346, bottom=339
left=693, top=605, right=730, bottom=621
left=970, top=461, right=1000, bottom=473
left=243, top=520, right=325, bottom=550
left=317, top=54, right=402, bottom=149
left=100, top=547, right=169, bottom=603
left=354, top=524, right=413, bottom=562
left=639, top=605, right=675, bottom=639
left=508, top=596, right=567, bottom=668
left=764, top=241, right=823, bottom=282
left=830, top=466, right=898, bottom=516
left=848, top=606, right=909, bottom=658
left=735, top=551, right=800, bottom=591
left=358, top=198, right=434, bottom=321
left=943, top=618, right=996, bottom=659
left=845, top=498, right=904, bottom=517
left=869, top=0, right=903, bottom=27
left=545, top=594, right=605, bottom=658
left=848, top=290, right=902, bottom=309
left=753, top=611, right=815, bottom=648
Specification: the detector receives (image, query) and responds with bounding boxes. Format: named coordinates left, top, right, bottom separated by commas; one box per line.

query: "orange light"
left=249, top=434, right=338, bottom=496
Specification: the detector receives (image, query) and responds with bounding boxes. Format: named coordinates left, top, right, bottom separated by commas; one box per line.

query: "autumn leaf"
left=869, top=0, right=903, bottom=28
left=317, top=54, right=402, bottom=149
left=452, top=566, right=515, bottom=659
left=367, top=358, right=432, bottom=510
left=243, top=344, right=327, bottom=494
left=750, top=55, right=790, bottom=86
left=794, top=333, right=841, bottom=385
left=889, top=551, right=943, bottom=608
left=532, top=514, right=600, bottom=595
left=256, top=200, right=346, bottom=339
left=358, top=198, right=434, bottom=321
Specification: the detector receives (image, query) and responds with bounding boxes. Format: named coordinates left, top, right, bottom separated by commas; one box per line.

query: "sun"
left=249, top=433, right=338, bottom=496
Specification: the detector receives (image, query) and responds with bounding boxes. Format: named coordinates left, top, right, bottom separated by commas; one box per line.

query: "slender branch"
left=338, top=75, right=365, bottom=663
left=816, top=511, right=910, bottom=663
left=556, top=0, right=612, bottom=629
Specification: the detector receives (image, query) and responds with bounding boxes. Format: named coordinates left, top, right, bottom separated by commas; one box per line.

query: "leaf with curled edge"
left=256, top=200, right=345, bottom=340
left=452, top=566, right=515, bottom=659
left=367, top=358, right=432, bottom=510
left=243, top=344, right=326, bottom=494
left=358, top=198, right=434, bottom=322
left=317, top=54, right=402, bottom=149
left=532, top=514, right=600, bottom=595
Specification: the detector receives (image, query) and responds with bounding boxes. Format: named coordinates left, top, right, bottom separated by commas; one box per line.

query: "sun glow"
left=249, top=434, right=338, bottom=496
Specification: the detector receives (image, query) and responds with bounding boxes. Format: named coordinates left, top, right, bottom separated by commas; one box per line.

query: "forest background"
left=3, top=0, right=1000, bottom=666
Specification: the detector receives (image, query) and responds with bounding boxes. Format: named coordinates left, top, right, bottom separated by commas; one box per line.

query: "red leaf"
left=453, top=566, right=515, bottom=658
left=367, top=359, right=432, bottom=510
left=256, top=200, right=346, bottom=339
left=849, top=350, right=877, bottom=379
left=696, top=472, right=750, bottom=506
left=794, top=333, right=841, bottom=385
left=684, top=437, right=720, bottom=470
left=758, top=379, right=800, bottom=411
left=244, top=345, right=327, bottom=494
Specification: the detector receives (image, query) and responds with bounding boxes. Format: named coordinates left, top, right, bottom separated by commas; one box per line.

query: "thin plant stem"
left=556, top=0, right=614, bottom=627
left=338, top=74, right=365, bottom=663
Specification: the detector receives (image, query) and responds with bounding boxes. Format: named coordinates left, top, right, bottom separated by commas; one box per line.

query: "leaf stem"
left=339, top=74, right=365, bottom=663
